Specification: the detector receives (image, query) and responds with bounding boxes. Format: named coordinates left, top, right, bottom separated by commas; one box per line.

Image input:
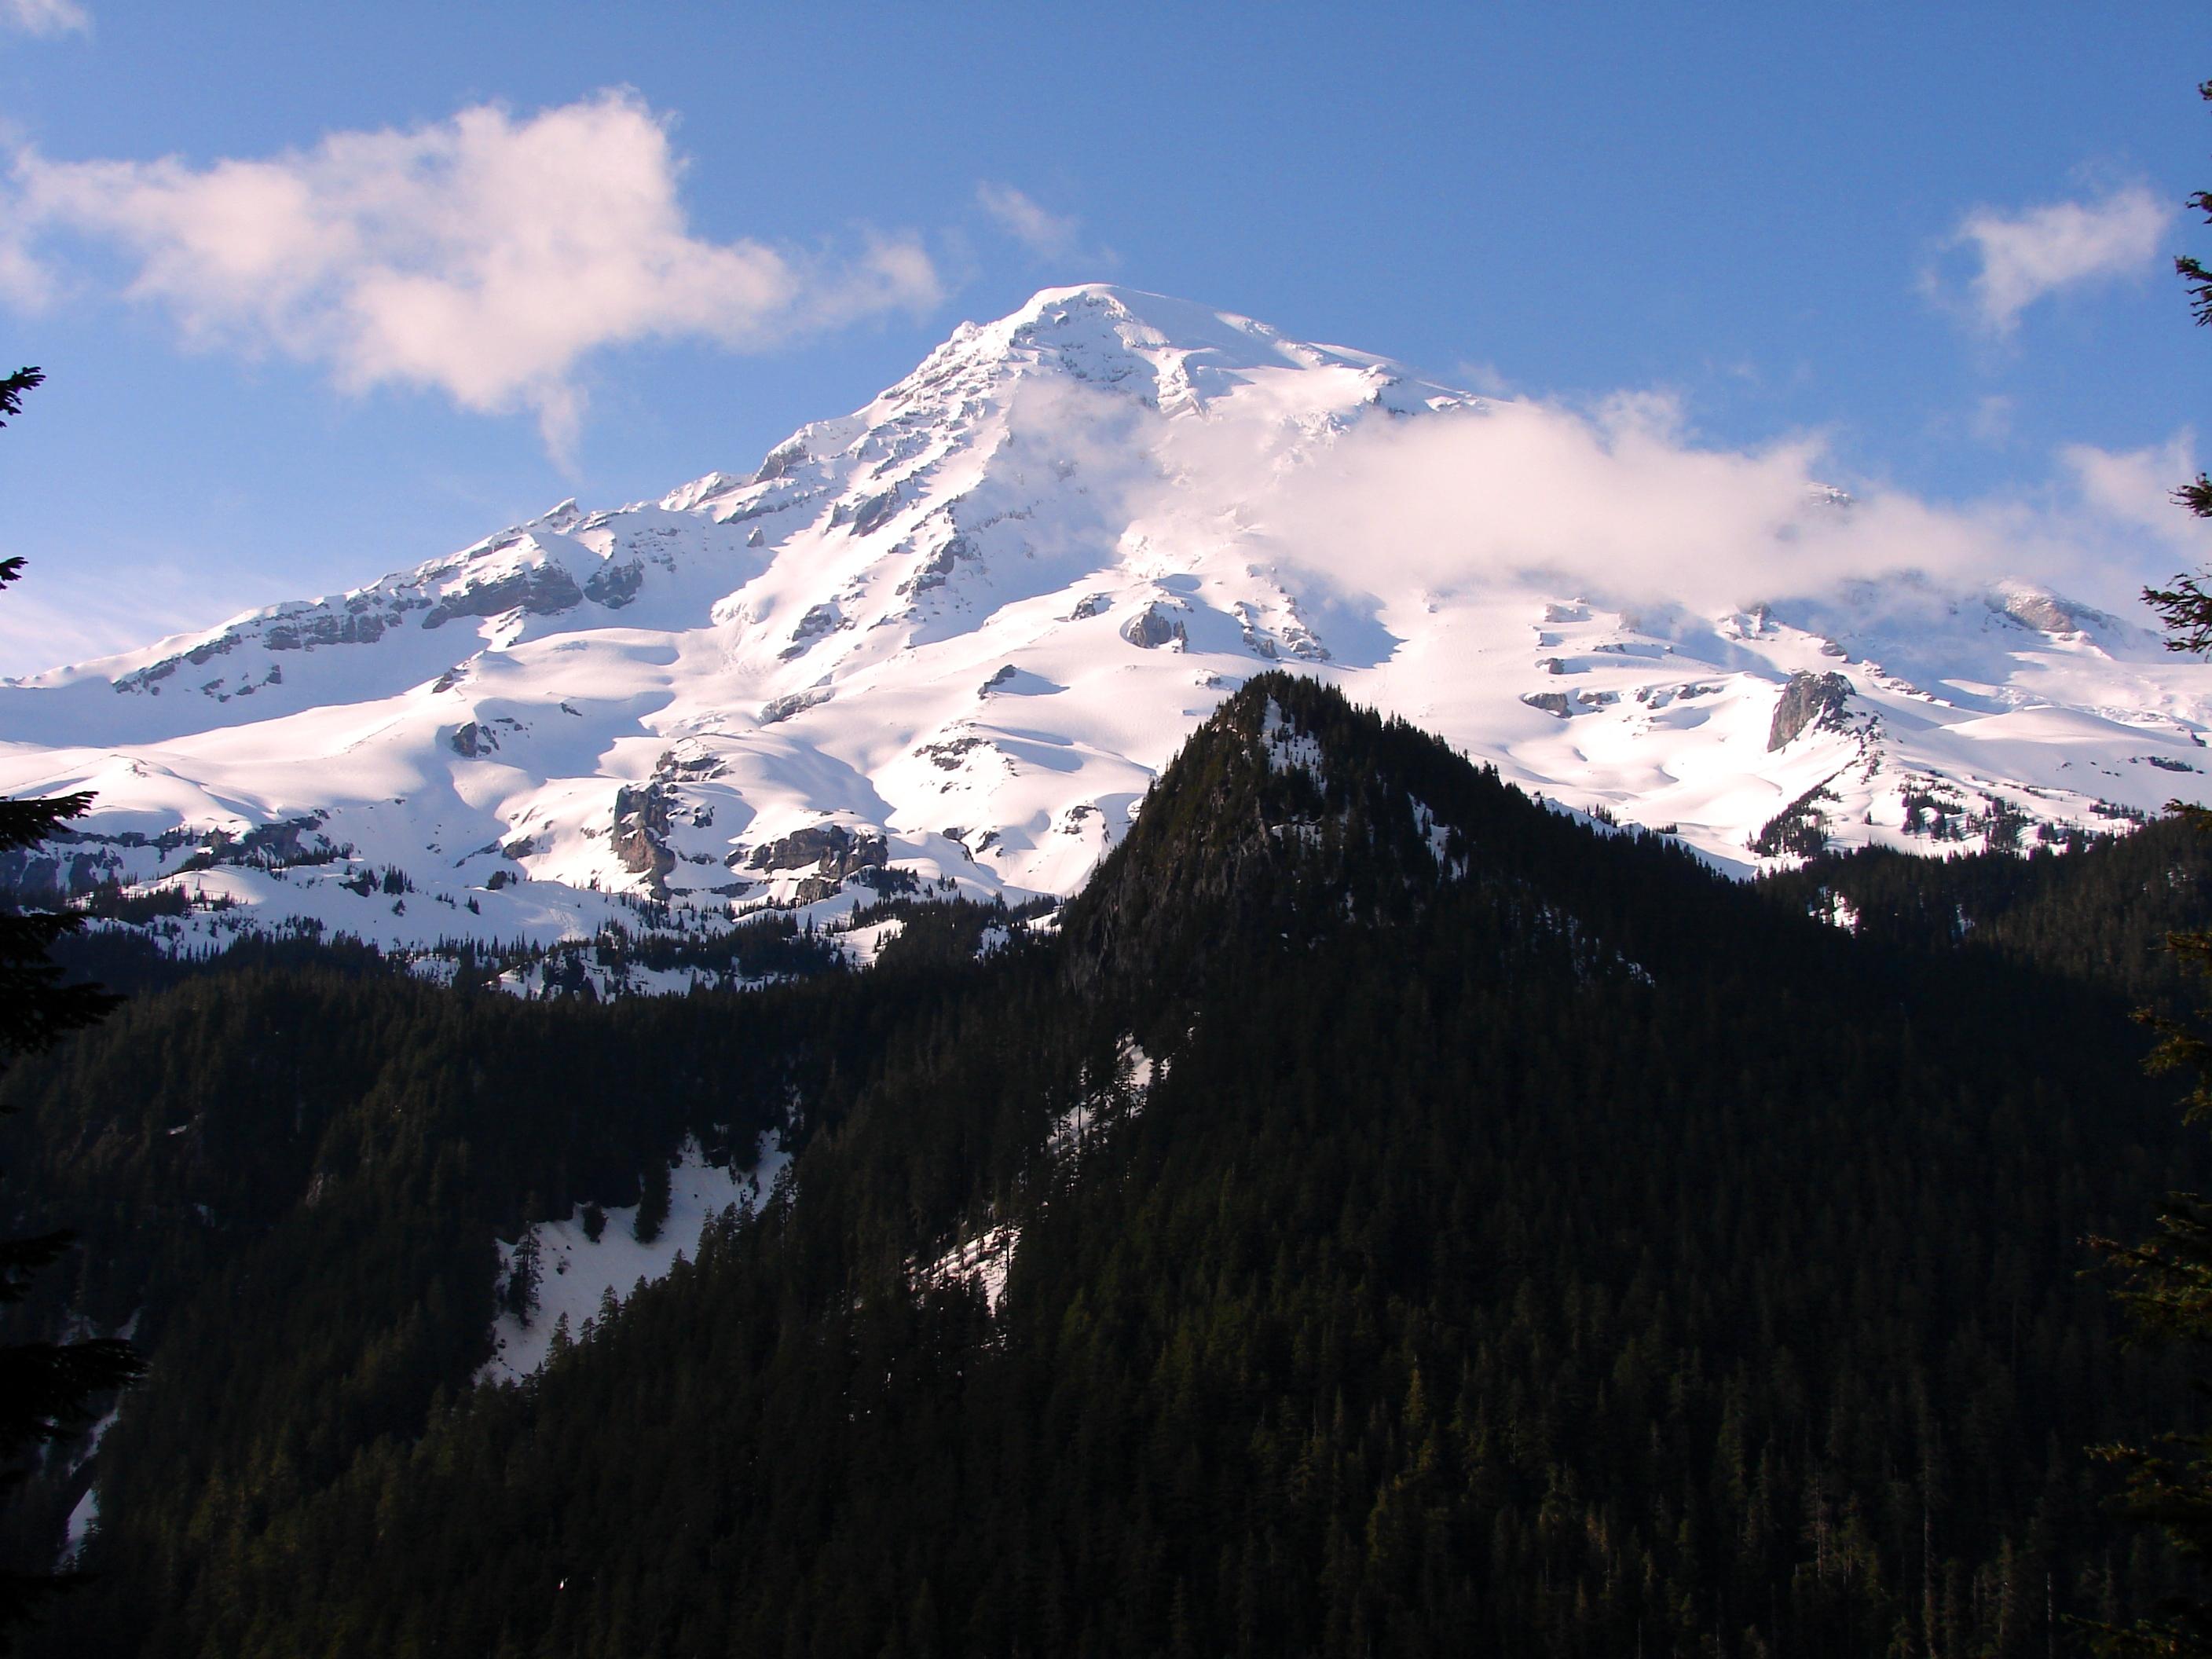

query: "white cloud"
left=1038, top=371, right=2212, bottom=624
left=2061, top=432, right=2207, bottom=552
left=2, top=90, right=946, bottom=458
left=976, top=183, right=1075, bottom=258
left=976, top=181, right=1114, bottom=270
left=1, top=0, right=89, bottom=37
left=1939, top=184, right=2171, bottom=334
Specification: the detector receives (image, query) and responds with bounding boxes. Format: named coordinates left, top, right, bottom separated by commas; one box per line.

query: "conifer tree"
left=634, top=1158, right=670, bottom=1244
left=0, top=368, right=144, bottom=1641
left=2093, top=81, right=2212, bottom=1657
left=2141, top=79, right=2212, bottom=640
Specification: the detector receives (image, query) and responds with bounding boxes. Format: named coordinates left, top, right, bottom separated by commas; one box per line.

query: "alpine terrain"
left=4, top=674, right=2207, bottom=1657
left=0, top=285, right=2204, bottom=982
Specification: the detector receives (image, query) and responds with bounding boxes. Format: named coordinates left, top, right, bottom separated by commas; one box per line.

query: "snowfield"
left=1, top=283, right=2207, bottom=968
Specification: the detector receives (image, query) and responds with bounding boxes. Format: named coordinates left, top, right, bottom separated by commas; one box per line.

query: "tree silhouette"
left=0, top=367, right=144, bottom=1642
left=2092, top=79, right=2212, bottom=1658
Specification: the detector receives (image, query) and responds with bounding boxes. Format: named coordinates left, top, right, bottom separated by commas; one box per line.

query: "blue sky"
left=0, top=1, right=2204, bottom=673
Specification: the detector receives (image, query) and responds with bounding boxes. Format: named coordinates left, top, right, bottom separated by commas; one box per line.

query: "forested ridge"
left=2, top=673, right=2206, bottom=1656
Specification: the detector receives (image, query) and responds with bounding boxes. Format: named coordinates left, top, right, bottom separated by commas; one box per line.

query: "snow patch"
left=479, top=1132, right=788, bottom=1384
left=1409, top=793, right=1467, bottom=877
left=1262, top=697, right=1328, bottom=781
left=60, top=1485, right=97, bottom=1566
left=913, top=1224, right=1020, bottom=1316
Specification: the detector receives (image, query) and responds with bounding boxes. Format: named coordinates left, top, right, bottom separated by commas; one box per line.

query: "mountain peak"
left=0, top=287, right=2206, bottom=972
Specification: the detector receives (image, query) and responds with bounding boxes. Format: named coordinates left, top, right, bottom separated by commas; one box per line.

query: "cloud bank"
left=1116, top=382, right=2212, bottom=626
left=1937, top=184, right=2170, bottom=334
left=2, top=90, right=946, bottom=456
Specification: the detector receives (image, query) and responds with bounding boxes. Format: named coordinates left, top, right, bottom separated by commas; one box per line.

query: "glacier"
left=0, top=282, right=2207, bottom=969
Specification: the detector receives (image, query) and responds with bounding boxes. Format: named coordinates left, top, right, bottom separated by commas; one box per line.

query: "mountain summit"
left=0, top=285, right=2205, bottom=963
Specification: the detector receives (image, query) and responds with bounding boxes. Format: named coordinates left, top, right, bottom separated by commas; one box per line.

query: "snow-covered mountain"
left=3, top=283, right=2208, bottom=967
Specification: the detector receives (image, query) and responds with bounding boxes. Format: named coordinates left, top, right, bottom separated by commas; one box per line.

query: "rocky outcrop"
left=265, top=607, right=391, bottom=651
left=423, top=564, right=584, bottom=630
left=612, top=784, right=676, bottom=889
left=749, top=823, right=888, bottom=876
left=654, top=745, right=725, bottom=782
left=1767, top=672, right=1854, bottom=752
left=832, top=488, right=901, bottom=537
left=759, top=687, right=835, bottom=726
left=782, top=603, right=844, bottom=659
left=751, top=440, right=807, bottom=483
left=899, top=534, right=973, bottom=599
left=1121, top=604, right=1187, bottom=650
left=747, top=823, right=889, bottom=892
left=584, top=558, right=644, bottom=609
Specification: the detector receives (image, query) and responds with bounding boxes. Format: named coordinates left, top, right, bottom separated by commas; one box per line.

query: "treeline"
left=1762, top=815, right=2212, bottom=1002
left=2, top=675, right=2206, bottom=1656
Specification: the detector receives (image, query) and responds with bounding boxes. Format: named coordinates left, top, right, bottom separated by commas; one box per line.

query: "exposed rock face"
left=747, top=823, right=888, bottom=884
left=584, top=559, right=644, bottom=609
left=423, top=565, right=584, bottom=630
left=1521, top=692, right=1573, bottom=718
left=1121, top=604, right=1187, bottom=650
left=898, top=533, right=975, bottom=599
left=0, top=812, right=335, bottom=899
left=782, top=602, right=844, bottom=659
left=751, top=440, right=806, bottom=483
left=449, top=722, right=494, bottom=758
left=838, top=489, right=901, bottom=537
left=1990, top=587, right=2119, bottom=637
left=654, top=745, right=725, bottom=782
left=612, top=784, right=676, bottom=888
left=265, top=610, right=390, bottom=651
left=1767, top=672, right=1854, bottom=752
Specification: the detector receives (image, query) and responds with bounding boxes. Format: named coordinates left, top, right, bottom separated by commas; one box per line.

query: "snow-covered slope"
left=3, top=284, right=2208, bottom=962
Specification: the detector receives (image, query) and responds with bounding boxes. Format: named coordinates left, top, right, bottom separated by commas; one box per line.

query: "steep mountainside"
left=0, top=286, right=2206, bottom=972
left=6, top=677, right=2206, bottom=1657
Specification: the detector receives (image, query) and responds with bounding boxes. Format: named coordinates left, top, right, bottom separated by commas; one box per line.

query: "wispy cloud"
left=1968, top=394, right=2015, bottom=445
left=1, top=90, right=947, bottom=460
left=0, top=0, right=89, bottom=38
left=1933, top=184, right=2171, bottom=335
left=1453, top=359, right=1515, bottom=398
left=2061, top=431, right=2206, bottom=555
left=976, top=181, right=1115, bottom=270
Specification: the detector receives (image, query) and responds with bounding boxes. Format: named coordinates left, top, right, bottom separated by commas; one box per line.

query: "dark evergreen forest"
left=2, top=673, right=2207, bottom=1656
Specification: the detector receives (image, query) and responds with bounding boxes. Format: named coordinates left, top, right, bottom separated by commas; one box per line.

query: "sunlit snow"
left=0, top=284, right=2203, bottom=972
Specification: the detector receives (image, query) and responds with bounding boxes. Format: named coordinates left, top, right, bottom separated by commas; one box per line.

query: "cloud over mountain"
left=2, top=90, right=945, bottom=457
